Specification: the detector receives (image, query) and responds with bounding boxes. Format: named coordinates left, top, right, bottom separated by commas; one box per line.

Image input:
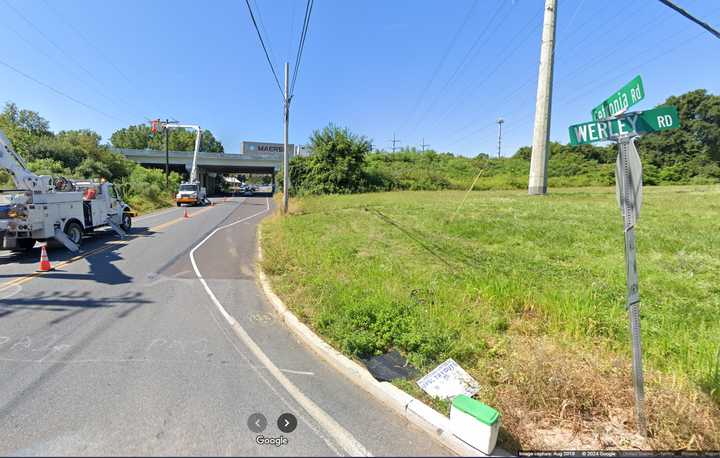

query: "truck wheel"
left=176, top=202, right=181, bottom=207
left=64, top=221, right=83, bottom=248
left=120, top=213, right=132, bottom=232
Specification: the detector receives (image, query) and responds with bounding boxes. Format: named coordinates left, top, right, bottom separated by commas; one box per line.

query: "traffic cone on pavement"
left=37, top=244, right=53, bottom=272
left=184, top=208, right=190, bottom=218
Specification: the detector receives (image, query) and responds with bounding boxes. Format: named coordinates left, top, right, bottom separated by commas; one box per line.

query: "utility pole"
left=164, top=119, right=170, bottom=188
left=496, top=118, right=504, bottom=158
left=528, top=0, right=557, bottom=195
left=420, top=138, right=430, bottom=152
left=283, top=61, right=290, bottom=214
left=390, top=133, right=401, bottom=153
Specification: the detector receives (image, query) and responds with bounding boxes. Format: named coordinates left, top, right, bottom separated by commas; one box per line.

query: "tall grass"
left=261, top=186, right=720, bottom=448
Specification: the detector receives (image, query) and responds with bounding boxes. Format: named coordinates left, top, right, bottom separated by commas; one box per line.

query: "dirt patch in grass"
left=483, top=336, right=720, bottom=452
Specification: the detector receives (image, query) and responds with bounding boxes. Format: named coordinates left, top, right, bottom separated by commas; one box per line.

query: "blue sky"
left=1, top=0, right=718, bottom=156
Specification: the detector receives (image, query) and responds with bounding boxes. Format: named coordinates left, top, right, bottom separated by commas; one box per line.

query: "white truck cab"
left=175, top=182, right=208, bottom=206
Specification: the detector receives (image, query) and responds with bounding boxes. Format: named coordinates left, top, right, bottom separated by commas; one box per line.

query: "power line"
left=447, top=1, right=716, bottom=144
left=563, top=0, right=586, bottom=32
left=395, top=0, right=479, bottom=134
left=290, top=0, right=314, bottom=97
left=657, top=0, right=720, bottom=40
left=38, top=0, right=135, bottom=87
left=407, top=1, right=511, bottom=136
left=432, top=5, right=543, bottom=127
left=287, top=0, right=298, bottom=63
left=556, top=1, right=646, bottom=64
left=243, top=0, right=284, bottom=98
left=251, top=0, right=279, bottom=69
left=1, top=0, right=134, bottom=115
left=449, top=28, right=708, bottom=150
left=0, top=58, right=127, bottom=123
left=2, top=19, right=134, bottom=118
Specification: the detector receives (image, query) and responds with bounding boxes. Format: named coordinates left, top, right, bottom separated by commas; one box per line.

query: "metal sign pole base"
left=618, top=135, right=648, bottom=437
left=627, top=299, right=647, bottom=436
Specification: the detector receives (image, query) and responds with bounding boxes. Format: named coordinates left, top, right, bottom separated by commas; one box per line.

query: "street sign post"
left=569, top=106, right=679, bottom=145
left=568, top=78, right=680, bottom=437
left=593, top=75, right=645, bottom=121
left=617, top=135, right=646, bottom=436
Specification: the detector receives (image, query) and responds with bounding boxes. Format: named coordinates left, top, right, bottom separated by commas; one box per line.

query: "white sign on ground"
left=417, top=358, right=479, bottom=400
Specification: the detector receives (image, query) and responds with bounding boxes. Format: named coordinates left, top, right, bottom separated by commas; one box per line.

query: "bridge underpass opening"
left=219, top=169, right=276, bottom=196
left=116, top=147, right=284, bottom=197
left=128, top=162, right=276, bottom=196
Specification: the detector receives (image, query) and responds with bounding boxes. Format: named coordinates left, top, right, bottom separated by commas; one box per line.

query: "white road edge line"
left=189, top=197, right=372, bottom=457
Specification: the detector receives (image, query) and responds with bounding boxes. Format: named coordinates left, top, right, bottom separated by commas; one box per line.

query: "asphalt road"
left=0, top=197, right=451, bottom=456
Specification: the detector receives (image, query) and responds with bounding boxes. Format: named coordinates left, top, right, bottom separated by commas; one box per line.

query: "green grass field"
left=260, top=186, right=720, bottom=450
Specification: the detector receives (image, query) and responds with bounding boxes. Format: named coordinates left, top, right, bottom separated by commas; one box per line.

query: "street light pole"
left=164, top=119, right=169, bottom=188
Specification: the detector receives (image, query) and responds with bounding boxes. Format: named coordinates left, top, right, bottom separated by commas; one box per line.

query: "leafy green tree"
left=290, top=124, right=372, bottom=195
left=0, top=102, right=52, bottom=158
left=27, top=158, right=70, bottom=176
left=632, top=89, right=720, bottom=182
left=76, top=157, right=112, bottom=179
left=28, top=137, right=85, bottom=169
left=110, top=124, right=224, bottom=152
left=1, top=102, right=51, bottom=136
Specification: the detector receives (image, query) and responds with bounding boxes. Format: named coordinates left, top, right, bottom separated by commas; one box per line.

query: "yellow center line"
left=0, top=205, right=218, bottom=292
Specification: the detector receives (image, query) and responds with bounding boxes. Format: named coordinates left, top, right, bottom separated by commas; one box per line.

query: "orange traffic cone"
left=37, top=244, right=53, bottom=272
left=184, top=207, right=190, bottom=218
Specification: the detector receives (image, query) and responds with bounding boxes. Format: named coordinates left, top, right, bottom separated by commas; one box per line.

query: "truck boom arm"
left=160, top=123, right=202, bottom=183
left=0, top=129, right=52, bottom=192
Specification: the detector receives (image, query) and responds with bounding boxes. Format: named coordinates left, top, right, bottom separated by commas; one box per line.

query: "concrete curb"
left=256, top=226, right=500, bottom=457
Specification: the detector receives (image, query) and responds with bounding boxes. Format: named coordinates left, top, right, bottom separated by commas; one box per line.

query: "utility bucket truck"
left=0, top=129, right=134, bottom=252
left=161, top=122, right=209, bottom=207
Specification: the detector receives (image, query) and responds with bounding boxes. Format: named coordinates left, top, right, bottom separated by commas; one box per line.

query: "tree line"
left=0, top=102, right=225, bottom=213
left=288, top=89, right=720, bottom=195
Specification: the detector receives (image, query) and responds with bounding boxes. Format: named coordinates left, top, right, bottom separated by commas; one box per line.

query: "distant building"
left=240, top=141, right=294, bottom=156
left=294, top=145, right=312, bottom=157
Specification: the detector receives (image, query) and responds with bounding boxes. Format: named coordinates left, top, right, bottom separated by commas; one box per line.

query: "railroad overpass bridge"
left=115, top=141, right=294, bottom=194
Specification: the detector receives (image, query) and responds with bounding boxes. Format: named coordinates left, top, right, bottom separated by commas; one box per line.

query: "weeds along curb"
left=256, top=225, right=503, bottom=457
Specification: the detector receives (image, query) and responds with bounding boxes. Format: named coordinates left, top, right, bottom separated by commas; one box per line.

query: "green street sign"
left=592, top=75, right=645, bottom=121
left=569, top=105, right=679, bottom=145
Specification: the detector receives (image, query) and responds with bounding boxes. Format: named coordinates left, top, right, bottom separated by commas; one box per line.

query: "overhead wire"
left=38, top=0, right=135, bottom=88
left=287, top=0, right=298, bottom=63
left=433, top=4, right=544, bottom=128
left=394, top=0, right=479, bottom=135
left=243, top=0, right=284, bottom=98
left=563, top=0, right=587, bottom=32
left=251, top=0, right=279, bottom=70
left=0, top=58, right=127, bottom=123
left=406, top=1, right=511, bottom=137
left=657, top=0, right=720, bottom=40
left=1, top=0, right=145, bottom=122
left=445, top=1, right=641, bottom=141
left=448, top=27, right=709, bottom=150
left=290, top=0, right=314, bottom=97
left=447, top=1, right=699, bottom=146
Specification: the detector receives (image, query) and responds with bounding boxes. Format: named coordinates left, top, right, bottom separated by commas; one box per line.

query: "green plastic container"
left=451, top=395, right=500, bottom=426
